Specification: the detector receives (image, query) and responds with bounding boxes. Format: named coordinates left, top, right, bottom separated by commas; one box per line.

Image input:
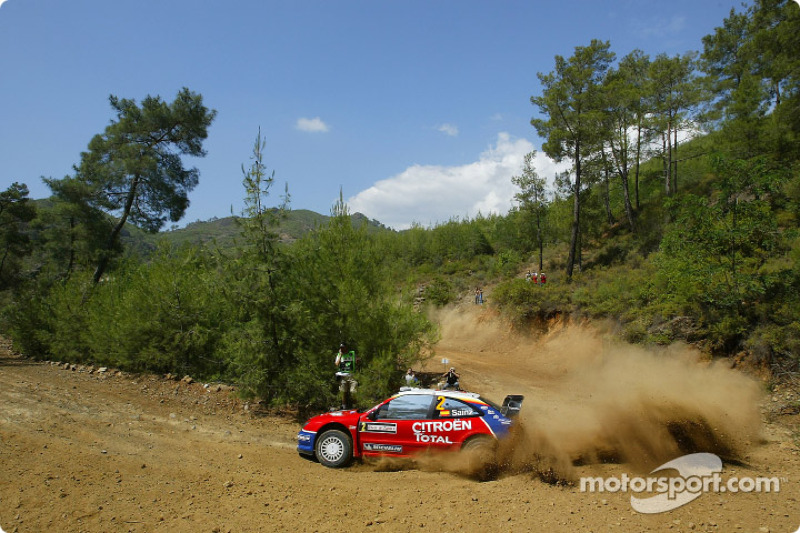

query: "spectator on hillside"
left=442, top=367, right=460, bottom=390
left=334, top=343, right=357, bottom=409
left=405, top=369, right=420, bottom=386
left=335, top=343, right=356, bottom=375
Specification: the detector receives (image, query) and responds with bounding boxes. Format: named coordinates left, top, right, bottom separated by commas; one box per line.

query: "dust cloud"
left=421, top=307, right=764, bottom=481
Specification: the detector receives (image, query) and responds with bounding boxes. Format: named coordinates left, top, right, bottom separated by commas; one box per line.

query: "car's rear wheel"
left=315, top=429, right=353, bottom=468
left=462, top=436, right=498, bottom=480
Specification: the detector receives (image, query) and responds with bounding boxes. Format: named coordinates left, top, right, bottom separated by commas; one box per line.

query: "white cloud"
left=635, top=15, right=686, bottom=39
left=437, top=123, right=459, bottom=137
left=348, top=132, right=569, bottom=230
left=295, top=117, right=329, bottom=133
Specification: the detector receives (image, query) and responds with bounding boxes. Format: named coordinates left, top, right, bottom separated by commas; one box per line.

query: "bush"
left=571, top=259, right=656, bottom=321
left=3, top=280, right=63, bottom=359
left=424, top=277, right=455, bottom=307
left=492, top=278, right=570, bottom=328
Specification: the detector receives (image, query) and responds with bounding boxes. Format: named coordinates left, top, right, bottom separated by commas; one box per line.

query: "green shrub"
left=3, top=280, right=61, bottom=359
left=492, top=278, right=571, bottom=328
left=425, top=277, right=455, bottom=307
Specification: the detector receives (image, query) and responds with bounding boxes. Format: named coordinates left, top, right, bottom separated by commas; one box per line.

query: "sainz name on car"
left=297, top=388, right=524, bottom=468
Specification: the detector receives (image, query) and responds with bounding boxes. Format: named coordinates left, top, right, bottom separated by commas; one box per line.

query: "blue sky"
left=1, top=0, right=742, bottom=229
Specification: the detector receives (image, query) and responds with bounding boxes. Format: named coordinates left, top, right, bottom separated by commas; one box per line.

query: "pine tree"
left=531, top=39, right=614, bottom=279
left=71, top=88, right=216, bottom=283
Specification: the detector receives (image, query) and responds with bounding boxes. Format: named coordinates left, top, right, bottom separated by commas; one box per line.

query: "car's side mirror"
left=367, top=410, right=377, bottom=421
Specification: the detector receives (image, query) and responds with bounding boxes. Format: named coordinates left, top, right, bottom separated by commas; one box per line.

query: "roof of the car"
left=395, top=387, right=482, bottom=401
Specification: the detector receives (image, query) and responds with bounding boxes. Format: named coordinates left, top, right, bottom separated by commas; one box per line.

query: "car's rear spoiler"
left=501, top=395, right=524, bottom=418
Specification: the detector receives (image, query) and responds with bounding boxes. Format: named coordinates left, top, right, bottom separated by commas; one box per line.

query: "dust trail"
left=419, top=307, right=763, bottom=481
left=514, top=344, right=762, bottom=480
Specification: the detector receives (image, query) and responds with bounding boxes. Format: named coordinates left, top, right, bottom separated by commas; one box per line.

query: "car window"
left=433, top=396, right=481, bottom=418
left=478, top=396, right=504, bottom=412
left=375, top=394, right=433, bottom=420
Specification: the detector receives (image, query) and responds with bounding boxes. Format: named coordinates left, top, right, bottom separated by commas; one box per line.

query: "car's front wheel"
left=315, top=429, right=353, bottom=468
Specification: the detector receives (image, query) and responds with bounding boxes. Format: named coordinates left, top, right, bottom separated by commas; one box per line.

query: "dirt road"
left=1, top=307, right=799, bottom=532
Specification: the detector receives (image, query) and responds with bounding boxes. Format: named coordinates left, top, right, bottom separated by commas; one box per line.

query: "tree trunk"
left=92, top=175, right=139, bottom=283
left=634, top=121, right=642, bottom=211
left=566, top=143, right=581, bottom=281
left=65, top=216, right=75, bottom=280
left=536, top=211, right=543, bottom=272
left=663, top=131, right=670, bottom=196
left=603, top=164, right=613, bottom=224
left=673, top=126, right=679, bottom=195
left=0, top=245, right=9, bottom=279
left=620, top=168, right=636, bottom=233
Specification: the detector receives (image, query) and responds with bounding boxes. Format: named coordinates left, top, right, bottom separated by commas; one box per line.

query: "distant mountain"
left=30, top=195, right=390, bottom=257
left=120, top=209, right=390, bottom=255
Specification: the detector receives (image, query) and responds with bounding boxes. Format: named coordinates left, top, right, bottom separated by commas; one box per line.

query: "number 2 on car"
left=436, top=396, right=450, bottom=416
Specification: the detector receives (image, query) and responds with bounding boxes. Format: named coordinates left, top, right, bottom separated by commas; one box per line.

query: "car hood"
left=302, top=409, right=362, bottom=430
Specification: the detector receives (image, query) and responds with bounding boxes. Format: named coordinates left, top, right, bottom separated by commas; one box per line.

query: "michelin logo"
left=364, top=443, right=402, bottom=453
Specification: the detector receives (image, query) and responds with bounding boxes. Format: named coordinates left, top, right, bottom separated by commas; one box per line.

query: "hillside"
left=3, top=0, right=798, bottom=425
left=117, top=209, right=391, bottom=255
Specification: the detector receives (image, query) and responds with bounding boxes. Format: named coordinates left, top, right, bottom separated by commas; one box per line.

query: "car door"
left=359, top=393, right=434, bottom=457
left=426, top=395, right=485, bottom=449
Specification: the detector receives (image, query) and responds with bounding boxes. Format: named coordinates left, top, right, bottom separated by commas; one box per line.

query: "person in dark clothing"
left=442, top=367, right=460, bottom=390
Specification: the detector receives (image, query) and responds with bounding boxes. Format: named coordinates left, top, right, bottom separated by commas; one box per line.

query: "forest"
left=1, top=1, right=798, bottom=413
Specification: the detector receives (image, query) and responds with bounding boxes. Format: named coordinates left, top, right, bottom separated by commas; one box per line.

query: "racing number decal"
left=360, top=422, right=397, bottom=434
left=436, top=396, right=450, bottom=417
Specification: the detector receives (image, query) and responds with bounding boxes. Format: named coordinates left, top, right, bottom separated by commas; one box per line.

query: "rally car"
left=297, top=388, right=524, bottom=468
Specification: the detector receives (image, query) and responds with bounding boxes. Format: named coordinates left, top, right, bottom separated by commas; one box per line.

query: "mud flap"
left=501, top=395, right=524, bottom=418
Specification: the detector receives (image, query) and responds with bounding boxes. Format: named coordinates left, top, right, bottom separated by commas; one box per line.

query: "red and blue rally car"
left=297, top=388, right=524, bottom=468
